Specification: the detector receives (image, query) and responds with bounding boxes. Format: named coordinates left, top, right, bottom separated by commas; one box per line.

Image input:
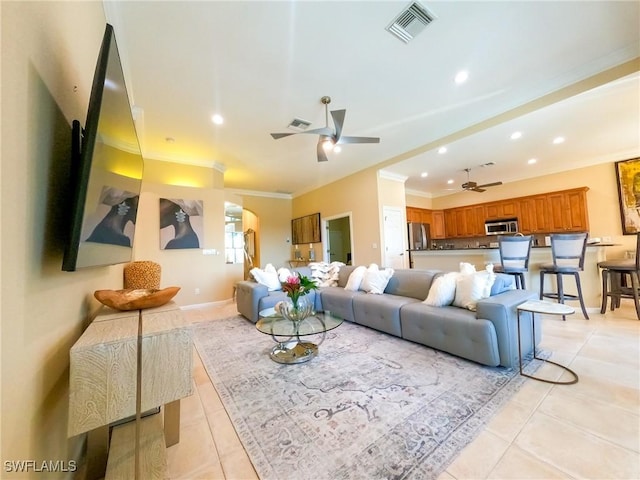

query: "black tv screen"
left=62, top=24, right=144, bottom=271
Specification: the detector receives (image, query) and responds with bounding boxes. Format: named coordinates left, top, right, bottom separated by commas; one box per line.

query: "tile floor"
left=168, top=301, right=640, bottom=479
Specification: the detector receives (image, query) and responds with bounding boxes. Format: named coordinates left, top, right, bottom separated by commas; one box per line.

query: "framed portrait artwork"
left=159, top=198, right=204, bottom=249
left=615, top=157, right=640, bottom=235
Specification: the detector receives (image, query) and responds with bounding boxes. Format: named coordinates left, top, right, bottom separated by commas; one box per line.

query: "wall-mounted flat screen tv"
left=62, top=24, right=144, bottom=271
left=291, top=213, right=321, bottom=245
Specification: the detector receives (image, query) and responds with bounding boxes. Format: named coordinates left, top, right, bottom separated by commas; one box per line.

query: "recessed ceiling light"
left=211, top=114, right=224, bottom=125
left=454, top=70, right=469, bottom=84
left=438, top=146, right=447, bottom=154
left=510, top=131, right=522, bottom=140
left=553, top=136, right=565, bottom=144
left=528, top=158, right=537, bottom=164
left=421, top=172, right=428, bottom=178
left=165, top=137, right=175, bottom=143
left=447, top=179, right=454, bottom=184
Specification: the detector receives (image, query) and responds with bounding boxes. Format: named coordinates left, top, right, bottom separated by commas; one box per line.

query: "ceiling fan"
left=270, top=96, right=380, bottom=162
left=461, top=168, right=503, bottom=192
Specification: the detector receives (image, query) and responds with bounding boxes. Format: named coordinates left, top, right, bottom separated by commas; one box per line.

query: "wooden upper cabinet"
left=406, top=207, right=420, bottom=223
left=518, top=195, right=549, bottom=233
left=485, top=200, right=518, bottom=220
left=546, top=188, right=589, bottom=232
left=444, top=209, right=457, bottom=237
left=431, top=210, right=446, bottom=239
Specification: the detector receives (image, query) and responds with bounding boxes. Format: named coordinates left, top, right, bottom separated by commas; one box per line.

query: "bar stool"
left=494, top=234, right=533, bottom=289
left=539, top=233, right=589, bottom=320
left=598, top=232, right=640, bottom=319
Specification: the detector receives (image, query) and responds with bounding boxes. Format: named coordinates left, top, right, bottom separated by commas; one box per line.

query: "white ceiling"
left=105, top=1, right=640, bottom=198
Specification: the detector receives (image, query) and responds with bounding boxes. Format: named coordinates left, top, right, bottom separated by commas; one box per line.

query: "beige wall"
left=407, top=162, right=635, bottom=258
left=294, top=169, right=383, bottom=265
left=1, top=1, right=115, bottom=475
left=240, top=194, right=292, bottom=267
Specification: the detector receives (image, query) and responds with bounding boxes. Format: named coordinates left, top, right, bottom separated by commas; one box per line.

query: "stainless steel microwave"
left=485, top=218, right=519, bottom=236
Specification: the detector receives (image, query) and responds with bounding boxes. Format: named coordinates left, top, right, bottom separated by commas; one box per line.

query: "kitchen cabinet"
left=546, top=188, right=589, bottom=232
left=431, top=210, right=446, bottom=239
left=485, top=200, right=518, bottom=220
left=518, top=195, right=549, bottom=233
left=444, top=209, right=457, bottom=237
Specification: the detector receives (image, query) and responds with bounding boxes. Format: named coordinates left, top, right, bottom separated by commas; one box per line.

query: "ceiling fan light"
left=333, top=146, right=342, bottom=153
left=322, top=139, right=334, bottom=151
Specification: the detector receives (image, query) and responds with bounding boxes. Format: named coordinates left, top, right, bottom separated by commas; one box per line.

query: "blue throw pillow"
left=490, top=273, right=515, bottom=296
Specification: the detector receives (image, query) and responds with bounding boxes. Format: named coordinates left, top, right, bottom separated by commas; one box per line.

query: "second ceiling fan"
left=461, top=167, right=503, bottom=192
left=270, top=96, right=380, bottom=162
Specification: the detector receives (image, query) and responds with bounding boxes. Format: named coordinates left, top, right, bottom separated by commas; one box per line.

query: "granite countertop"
left=410, top=243, right=615, bottom=252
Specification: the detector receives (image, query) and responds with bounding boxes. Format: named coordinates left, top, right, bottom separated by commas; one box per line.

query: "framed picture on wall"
left=615, top=157, right=640, bottom=235
left=159, top=198, right=204, bottom=249
left=291, top=212, right=321, bottom=245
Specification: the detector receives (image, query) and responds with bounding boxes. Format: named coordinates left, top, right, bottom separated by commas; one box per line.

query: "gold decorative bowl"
left=94, top=286, right=180, bottom=311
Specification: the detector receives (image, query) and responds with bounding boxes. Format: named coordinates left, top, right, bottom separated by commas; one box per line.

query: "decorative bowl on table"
left=93, top=286, right=180, bottom=311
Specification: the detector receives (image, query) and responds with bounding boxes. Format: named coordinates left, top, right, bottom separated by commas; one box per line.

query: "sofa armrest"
left=475, top=289, right=539, bottom=368
left=236, top=280, right=269, bottom=323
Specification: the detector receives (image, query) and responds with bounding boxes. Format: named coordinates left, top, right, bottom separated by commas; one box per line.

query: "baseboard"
left=181, top=298, right=234, bottom=310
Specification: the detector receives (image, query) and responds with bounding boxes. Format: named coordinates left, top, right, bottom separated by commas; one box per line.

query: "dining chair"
left=597, top=232, right=640, bottom=320
left=494, top=234, right=533, bottom=289
left=539, top=232, right=589, bottom=320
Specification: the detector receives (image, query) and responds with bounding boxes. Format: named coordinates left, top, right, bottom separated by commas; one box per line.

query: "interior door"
left=383, top=206, right=406, bottom=269
left=325, top=216, right=352, bottom=264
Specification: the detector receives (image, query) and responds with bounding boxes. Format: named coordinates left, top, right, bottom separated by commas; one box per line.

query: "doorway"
left=323, top=213, right=353, bottom=265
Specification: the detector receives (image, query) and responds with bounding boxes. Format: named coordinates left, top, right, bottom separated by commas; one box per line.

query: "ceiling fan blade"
left=337, top=135, right=380, bottom=144
left=316, top=137, right=329, bottom=162
left=471, top=187, right=486, bottom=192
left=270, top=132, right=296, bottom=139
left=331, top=109, right=346, bottom=142
left=271, top=127, right=333, bottom=139
left=476, top=181, right=503, bottom=188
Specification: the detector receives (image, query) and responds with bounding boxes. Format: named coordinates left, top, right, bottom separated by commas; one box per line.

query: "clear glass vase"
left=280, top=296, right=313, bottom=323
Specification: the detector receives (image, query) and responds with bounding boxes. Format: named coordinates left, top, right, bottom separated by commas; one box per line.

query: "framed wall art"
left=160, top=198, right=204, bottom=249
left=615, top=157, right=640, bottom=235
left=291, top=212, right=321, bottom=245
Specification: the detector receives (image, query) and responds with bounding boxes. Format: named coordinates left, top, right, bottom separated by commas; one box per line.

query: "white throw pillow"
left=423, top=272, right=458, bottom=306
left=277, top=267, right=293, bottom=283
left=453, top=264, right=496, bottom=311
left=361, top=266, right=394, bottom=294
left=344, top=265, right=367, bottom=291
left=250, top=266, right=281, bottom=291
left=309, top=261, right=345, bottom=287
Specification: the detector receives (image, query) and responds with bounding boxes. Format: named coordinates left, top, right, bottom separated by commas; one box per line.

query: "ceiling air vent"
left=386, top=2, right=436, bottom=44
left=287, top=118, right=311, bottom=132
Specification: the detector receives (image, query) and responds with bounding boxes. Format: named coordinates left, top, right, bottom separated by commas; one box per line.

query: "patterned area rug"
left=192, top=316, right=540, bottom=480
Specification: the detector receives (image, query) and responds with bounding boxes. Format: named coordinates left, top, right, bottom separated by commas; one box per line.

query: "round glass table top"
left=256, top=309, right=343, bottom=337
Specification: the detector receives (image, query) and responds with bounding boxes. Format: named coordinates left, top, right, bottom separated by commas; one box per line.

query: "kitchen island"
left=410, top=245, right=611, bottom=311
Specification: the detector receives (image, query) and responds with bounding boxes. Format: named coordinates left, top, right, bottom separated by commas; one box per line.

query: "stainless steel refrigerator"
left=407, top=222, right=430, bottom=268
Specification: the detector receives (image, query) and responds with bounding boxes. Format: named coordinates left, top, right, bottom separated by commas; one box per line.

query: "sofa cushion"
left=353, top=293, right=418, bottom=337
left=384, top=269, right=441, bottom=300
left=490, top=273, right=516, bottom=295
left=318, top=286, right=364, bottom=322
left=400, top=302, right=501, bottom=367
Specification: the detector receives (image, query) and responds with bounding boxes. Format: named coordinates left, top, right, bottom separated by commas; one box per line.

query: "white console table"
left=69, top=301, right=192, bottom=479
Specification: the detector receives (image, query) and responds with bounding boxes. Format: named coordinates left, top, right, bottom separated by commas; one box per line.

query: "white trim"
left=226, top=188, right=293, bottom=200
left=379, top=169, right=408, bottom=183
left=405, top=188, right=434, bottom=198
left=181, top=299, right=234, bottom=310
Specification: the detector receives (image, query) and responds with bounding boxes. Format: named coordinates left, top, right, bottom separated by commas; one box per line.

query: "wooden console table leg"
left=86, top=425, right=109, bottom=480
left=164, top=400, right=181, bottom=447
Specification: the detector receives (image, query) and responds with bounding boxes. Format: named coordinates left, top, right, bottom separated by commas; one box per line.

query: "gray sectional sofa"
left=236, top=265, right=540, bottom=368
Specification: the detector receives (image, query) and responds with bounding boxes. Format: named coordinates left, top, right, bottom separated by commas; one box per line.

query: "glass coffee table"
left=256, top=308, right=343, bottom=364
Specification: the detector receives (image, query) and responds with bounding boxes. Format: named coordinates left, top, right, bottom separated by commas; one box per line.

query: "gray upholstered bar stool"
left=539, top=232, right=589, bottom=320
left=494, top=234, right=533, bottom=289
left=598, top=232, right=640, bottom=319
